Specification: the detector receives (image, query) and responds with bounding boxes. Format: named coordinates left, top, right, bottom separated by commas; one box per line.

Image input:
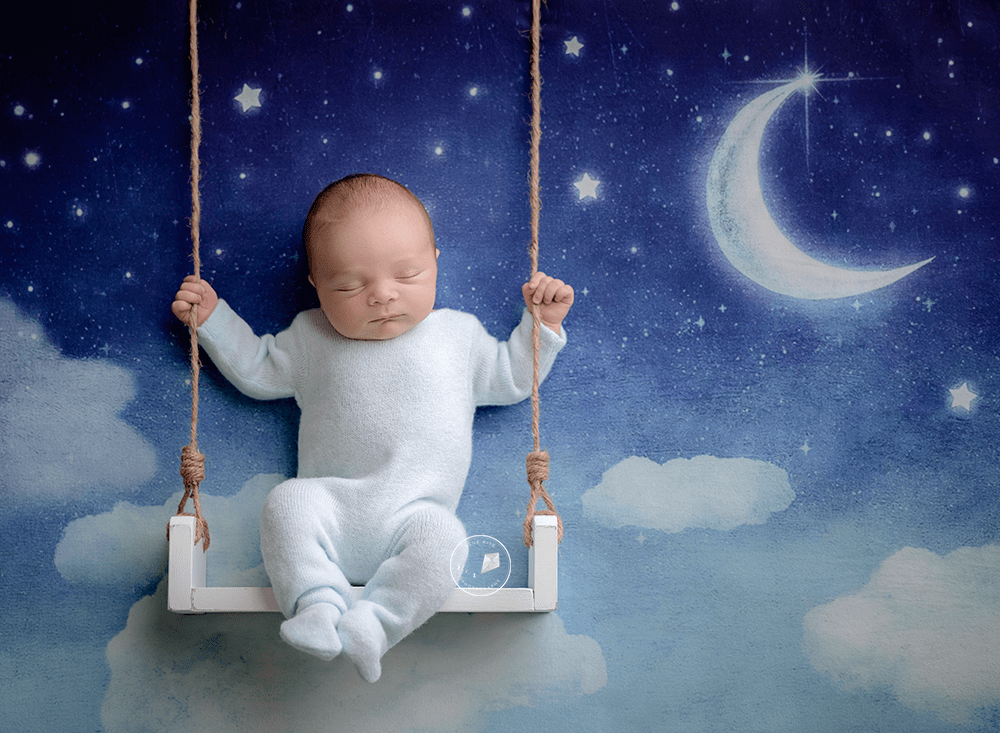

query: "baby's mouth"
left=371, top=313, right=402, bottom=323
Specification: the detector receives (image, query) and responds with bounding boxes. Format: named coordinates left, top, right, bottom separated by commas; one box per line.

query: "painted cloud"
left=60, top=468, right=606, bottom=731
left=103, top=582, right=605, bottom=732
left=582, top=455, right=794, bottom=532
left=56, top=473, right=282, bottom=590
left=0, top=298, right=156, bottom=506
left=803, top=545, right=1000, bottom=724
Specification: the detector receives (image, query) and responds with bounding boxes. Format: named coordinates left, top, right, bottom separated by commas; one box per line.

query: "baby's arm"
left=172, top=276, right=219, bottom=328
left=522, top=271, right=574, bottom=336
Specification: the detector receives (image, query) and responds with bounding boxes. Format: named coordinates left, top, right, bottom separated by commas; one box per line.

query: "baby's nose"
left=368, top=280, right=398, bottom=304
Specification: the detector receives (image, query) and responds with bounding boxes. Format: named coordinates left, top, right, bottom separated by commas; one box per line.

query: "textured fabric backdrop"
left=2, top=1, right=998, bottom=731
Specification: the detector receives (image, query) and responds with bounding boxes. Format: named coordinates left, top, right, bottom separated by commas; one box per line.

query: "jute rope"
left=171, top=0, right=210, bottom=551
left=523, top=0, right=563, bottom=548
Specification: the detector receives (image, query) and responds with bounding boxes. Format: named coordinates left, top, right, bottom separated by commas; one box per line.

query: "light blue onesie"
left=197, top=300, right=566, bottom=681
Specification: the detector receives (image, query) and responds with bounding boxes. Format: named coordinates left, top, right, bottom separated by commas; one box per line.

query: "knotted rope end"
left=170, top=443, right=210, bottom=551
left=523, top=450, right=564, bottom=547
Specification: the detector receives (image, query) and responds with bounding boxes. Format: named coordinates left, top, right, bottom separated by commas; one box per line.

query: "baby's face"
left=309, top=202, right=438, bottom=340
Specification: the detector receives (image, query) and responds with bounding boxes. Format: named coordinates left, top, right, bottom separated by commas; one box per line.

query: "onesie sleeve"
left=196, top=299, right=305, bottom=400
left=470, top=308, right=567, bottom=407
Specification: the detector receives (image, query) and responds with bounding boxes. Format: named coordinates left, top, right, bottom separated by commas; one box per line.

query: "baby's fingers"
left=174, top=284, right=202, bottom=303
left=523, top=271, right=553, bottom=300
left=533, top=275, right=570, bottom=304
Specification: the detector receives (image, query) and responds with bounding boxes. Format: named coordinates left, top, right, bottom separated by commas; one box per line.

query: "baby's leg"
left=338, top=505, right=468, bottom=682
left=260, top=478, right=355, bottom=661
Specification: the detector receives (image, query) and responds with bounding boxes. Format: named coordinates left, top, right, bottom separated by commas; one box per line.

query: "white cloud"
left=0, top=298, right=156, bottom=506
left=56, top=473, right=282, bottom=590
left=582, top=455, right=794, bottom=532
left=103, top=582, right=605, bottom=733
left=803, top=545, right=1000, bottom=724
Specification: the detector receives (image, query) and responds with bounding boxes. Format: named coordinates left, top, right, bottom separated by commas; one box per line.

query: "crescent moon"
left=706, top=78, right=933, bottom=300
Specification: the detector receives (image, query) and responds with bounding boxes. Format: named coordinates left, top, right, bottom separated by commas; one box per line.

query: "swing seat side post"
left=529, top=515, right=558, bottom=611
left=168, top=515, right=206, bottom=614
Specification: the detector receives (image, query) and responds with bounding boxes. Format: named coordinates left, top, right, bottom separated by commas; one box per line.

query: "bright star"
left=795, top=69, right=821, bottom=90
left=574, top=173, right=600, bottom=200
left=950, top=383, right=977, bottom=411
left=234, top=83, right=262, bottom=112
left=564, top=36, right=583, bottom=56
left=720, top=47, right=732, bottom=62
left=800, top=440, right=811, bottom=455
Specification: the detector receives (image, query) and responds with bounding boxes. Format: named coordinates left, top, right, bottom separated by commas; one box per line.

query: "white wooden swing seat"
left=167, top=514, right=558, bottom=614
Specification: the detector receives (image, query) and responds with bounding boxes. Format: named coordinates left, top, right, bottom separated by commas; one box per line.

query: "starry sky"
left=2, top=1, right=999, bottom=731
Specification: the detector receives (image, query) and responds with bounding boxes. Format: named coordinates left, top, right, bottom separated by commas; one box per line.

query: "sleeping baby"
left=172, top=173, right=573, bottom=682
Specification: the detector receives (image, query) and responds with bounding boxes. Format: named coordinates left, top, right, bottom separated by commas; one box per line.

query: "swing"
left=167, top=0, right=562, bottom=615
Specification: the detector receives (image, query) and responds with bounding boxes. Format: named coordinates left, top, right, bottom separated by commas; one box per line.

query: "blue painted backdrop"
left=2, top=1, right=998, bottom=731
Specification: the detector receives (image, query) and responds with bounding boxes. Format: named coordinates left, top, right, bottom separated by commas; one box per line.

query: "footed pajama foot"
left=279, top=602, right=343, bottom=661
left=338, top=601, right=389, bottom=683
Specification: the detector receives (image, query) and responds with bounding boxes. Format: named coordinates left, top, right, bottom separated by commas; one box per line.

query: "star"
left=950, top=382, right=977, bottom=411
left=574, top=173, right=600, bottom=200
left=923, top=297, right=936, bottom=312
left=720, top=47, right=732, bottom=62
left=800, top=440, right=811, bottom=455
left=852, top=300, right=861, bottom=311
left=564, top=36, right=583, bottom=56
left=234, top=83, right=262, bottom=112
left=637, top=532, right=646, bottom=544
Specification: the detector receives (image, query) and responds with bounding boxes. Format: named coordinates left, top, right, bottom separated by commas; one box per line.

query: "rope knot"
left=179, top=444, right=206, bottom=488
left=526, top=450, right=549, bottom=485
left=523, top=450, right=563, bottom=547
left=171, top=442, right=210, bottom=550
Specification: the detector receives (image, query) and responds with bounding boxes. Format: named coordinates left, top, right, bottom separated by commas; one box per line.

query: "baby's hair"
left=302, top=174, right=435, bottom=273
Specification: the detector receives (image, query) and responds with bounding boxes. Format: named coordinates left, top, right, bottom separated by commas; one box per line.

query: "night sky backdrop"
left=2, top=1, right=999, bottom=731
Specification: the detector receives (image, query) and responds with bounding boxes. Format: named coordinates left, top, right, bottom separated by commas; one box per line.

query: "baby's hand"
left=172, top=276, right=219, bottom=328
left=522, top=272, right=574, bottom=335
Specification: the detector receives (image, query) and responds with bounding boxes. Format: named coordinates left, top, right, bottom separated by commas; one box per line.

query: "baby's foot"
left=279, top=602, right=342, bottom=661
left=338, top=602, right=389, bottom=683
